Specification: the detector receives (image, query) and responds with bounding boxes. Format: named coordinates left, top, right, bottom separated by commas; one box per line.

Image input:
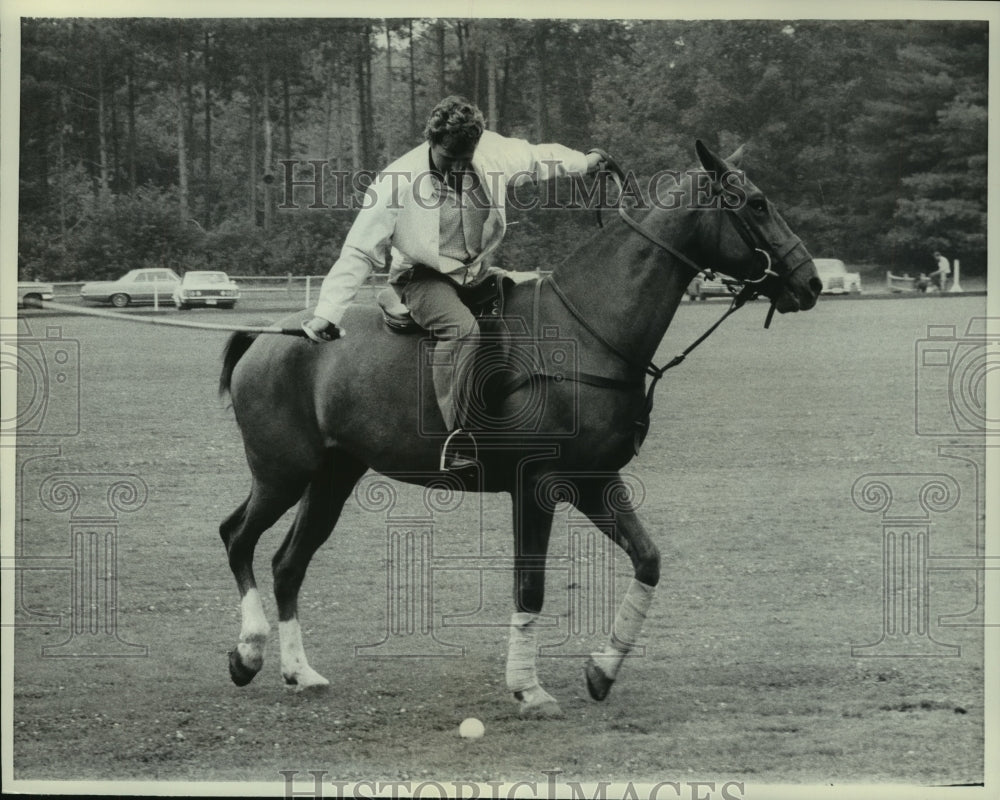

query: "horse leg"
left=506, top=479, right=562, bottom=718
left=220, top=477, right=308, bottom=686
left=572, top=474, right=660, bottom=702
left=272, top=451, right=367, bottom=691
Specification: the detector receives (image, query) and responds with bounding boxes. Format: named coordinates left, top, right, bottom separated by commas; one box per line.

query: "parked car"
left=80, top=268, right=181, bottom=308
left=172, top=270, right=240, bottom=310
left=17, top=281, right=54, bottom=307
left=686, top=274, right=741, bottom=300
left=814, top=258, right=862, bottom=294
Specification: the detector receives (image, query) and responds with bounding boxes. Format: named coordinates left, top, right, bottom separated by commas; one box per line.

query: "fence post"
left=948, top=259, right=963, bottom=293
left=304, top=276, right=311, bottom=309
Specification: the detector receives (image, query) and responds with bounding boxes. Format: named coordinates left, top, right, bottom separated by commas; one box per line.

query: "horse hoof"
left=513, top=687, right=564, bottom=719
left=585, top=657, right=614, bottom=701
left=228, top=648, right=260, bottom=687
left=282, top=669, right=330, bottom=692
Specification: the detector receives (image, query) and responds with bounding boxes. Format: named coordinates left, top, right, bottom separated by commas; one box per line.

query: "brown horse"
left=218, top=141, right=821, bottom=716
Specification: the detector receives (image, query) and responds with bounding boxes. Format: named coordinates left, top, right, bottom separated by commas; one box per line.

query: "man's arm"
left=312, top=176, right=402, bottom=326
left=484, top=131, right=601, bottom=186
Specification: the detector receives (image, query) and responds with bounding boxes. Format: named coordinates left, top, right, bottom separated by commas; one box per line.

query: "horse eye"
left=749, top=197, right=767, bottom=213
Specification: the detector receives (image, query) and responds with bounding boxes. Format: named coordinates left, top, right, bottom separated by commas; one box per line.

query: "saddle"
left=376, top=270, right=512, bottom=335
left=377, top=270, right=536, bottom=436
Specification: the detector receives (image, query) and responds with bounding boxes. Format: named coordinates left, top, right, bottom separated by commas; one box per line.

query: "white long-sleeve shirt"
left=313, top=129, right=591, bottom=325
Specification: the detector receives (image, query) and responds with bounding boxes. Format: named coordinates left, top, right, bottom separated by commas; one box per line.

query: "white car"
left=686, top=274, right=739, bottom=300
left=17, top=281, right=54, bottom=307
left=80, top=268, right=181, bottom=307
left=814, top=258, right=862, bottom=294
left=172, top=270, right=240, bottom=310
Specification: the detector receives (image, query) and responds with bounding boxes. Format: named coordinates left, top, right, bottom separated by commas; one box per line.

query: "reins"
left=22, top=298, right=310, bottom=337
left=540, top=150, right=795, bottom=453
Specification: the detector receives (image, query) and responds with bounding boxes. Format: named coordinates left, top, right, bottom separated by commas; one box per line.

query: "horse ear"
left=727, top=145, right=745, bottom=169
left=695, top=139, right=721, bottom=172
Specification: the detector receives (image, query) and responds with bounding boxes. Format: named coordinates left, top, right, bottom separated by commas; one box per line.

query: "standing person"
left=301, top=95, right=605, bottom=472
left=929, top=251, right=951, bottom=291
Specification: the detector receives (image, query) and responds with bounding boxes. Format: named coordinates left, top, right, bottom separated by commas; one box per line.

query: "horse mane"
left=219, top=331, right=259, bottom=400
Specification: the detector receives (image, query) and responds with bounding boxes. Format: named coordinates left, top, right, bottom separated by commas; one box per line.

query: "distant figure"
left=929, top=251, right=951, bottom=292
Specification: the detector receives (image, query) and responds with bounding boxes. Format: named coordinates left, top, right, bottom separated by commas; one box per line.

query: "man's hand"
left=301, top=316, right=344, bottom=343
left=585, top=150, right=607, bottom=173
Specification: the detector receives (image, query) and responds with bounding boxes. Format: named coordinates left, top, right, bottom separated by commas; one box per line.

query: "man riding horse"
left=301, top=96, right=605, bottom=472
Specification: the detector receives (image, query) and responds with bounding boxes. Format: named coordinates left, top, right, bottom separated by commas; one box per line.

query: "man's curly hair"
left=423, top=96, right=485, bottom=153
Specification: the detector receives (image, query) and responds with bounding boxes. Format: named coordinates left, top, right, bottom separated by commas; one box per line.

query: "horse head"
left=689, top=140, right=821, bottom=314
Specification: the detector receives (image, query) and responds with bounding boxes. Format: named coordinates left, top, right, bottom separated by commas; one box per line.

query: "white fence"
left=45, top=273, right=392, bottom=310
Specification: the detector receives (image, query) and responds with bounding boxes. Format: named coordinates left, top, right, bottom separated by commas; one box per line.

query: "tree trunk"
left=436, top=20, right=446, bottom=97
left=534, top=21, right=548, bottom=141
left=96, top=56, right=110, bottom=199
left=384, top=22, right=393, bottom=161
left=203, top=30, right=213, bottom=229
left=364, top=24, right=374, bottom=165
left=126, top=51, right=137, bottom=194
left=248, top=90, right=258, bottom=222
left=487, top=45, right=498, bottom=131
left=349, top=61, right=360, bottom=172
left=356, top=27, right=371, bottom=167
left=408, top=19, right=417, bottom=139
left=499, top=43, right=511, bottom=136
left=176, top=29, right=190, bottom=224
left=262, top=50, right=273, bottom=233
left=283, top=69, right=292, bottom=160
left=57, top=85, right=67, bottom=239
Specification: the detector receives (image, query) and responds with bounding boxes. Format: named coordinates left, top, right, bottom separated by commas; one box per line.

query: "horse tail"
left=219, top=331, right=259, bottom=399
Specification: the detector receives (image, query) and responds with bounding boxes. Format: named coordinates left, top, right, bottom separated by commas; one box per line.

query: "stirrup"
left=439, top=428, right=479, bottom=472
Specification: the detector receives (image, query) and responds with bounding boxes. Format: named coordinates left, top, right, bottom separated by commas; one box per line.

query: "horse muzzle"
left=766, top=240, right=821, bottom=313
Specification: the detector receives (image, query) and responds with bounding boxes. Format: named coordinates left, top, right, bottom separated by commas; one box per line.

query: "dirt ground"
left=8, top=291, right=990, bottom=792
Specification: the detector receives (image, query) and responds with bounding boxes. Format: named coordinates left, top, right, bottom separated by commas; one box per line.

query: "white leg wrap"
left=590, top=579, right=655, bottom=680
left=505, top=611, right=542, bottom=692
left=279, top=619, right=329, bottom=689
left=237, top=588, right=270, bottom=666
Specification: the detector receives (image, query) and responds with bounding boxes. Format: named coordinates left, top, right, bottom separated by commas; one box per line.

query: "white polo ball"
left=459, top=717, right=485, bottom=739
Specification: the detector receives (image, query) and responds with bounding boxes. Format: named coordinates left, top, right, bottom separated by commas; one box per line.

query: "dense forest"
left=18, top=17, right=988, bottom=281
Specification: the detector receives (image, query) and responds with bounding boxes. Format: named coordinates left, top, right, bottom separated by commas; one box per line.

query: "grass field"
left=7, top=291, right=991, bottom=792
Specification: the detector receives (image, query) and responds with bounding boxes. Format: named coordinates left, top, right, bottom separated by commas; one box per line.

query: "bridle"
left=587, top=148, right=812, bottom=309
left=540, top=149, right=815, bottom=454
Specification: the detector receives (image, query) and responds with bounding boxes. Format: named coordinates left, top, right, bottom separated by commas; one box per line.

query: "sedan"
left=814, top=258, right=862, bottom=294
left=80, top=268, right=181, bottom=307
left=172, top=270, right=240, bottom=310
left=17, top=281, right=54, bottom=307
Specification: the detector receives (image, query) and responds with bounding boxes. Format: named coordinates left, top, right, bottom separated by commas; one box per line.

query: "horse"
left=217, top=140, right=822, bottom=717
